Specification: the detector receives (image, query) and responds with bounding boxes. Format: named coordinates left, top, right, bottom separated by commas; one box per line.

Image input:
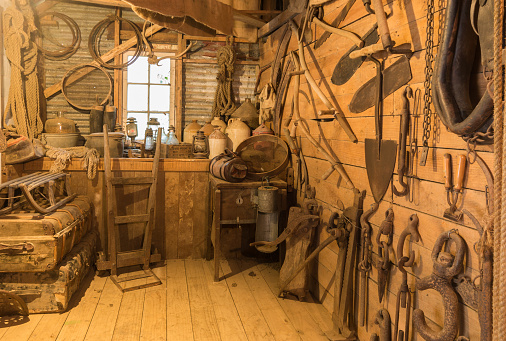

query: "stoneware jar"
left=211, top=116, right=227, bottom=132
left=230, top=98, right=259, bottom=130
left=208, top=127, right=227, bottom=159
left=201, top=121, right=215, bottom=136
left=45, top=111, right=76, bottom=134
left=183, top=119, right=201, bottom=144
left=226, top=118, right=250, bottom=151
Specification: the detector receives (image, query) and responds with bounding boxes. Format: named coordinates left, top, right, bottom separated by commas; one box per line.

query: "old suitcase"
left=0, top=196, right=92, bottom=272
left=0, top=230, right=97, bottom=313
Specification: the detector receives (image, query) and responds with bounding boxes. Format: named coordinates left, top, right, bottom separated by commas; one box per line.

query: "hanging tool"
left=363, top=56, right=398, bottom=203
left=348, top=55, right=412, bottom=114
left=394, top=214, right=420, bottom=341
left=462, top=153, right=493, bottom=341
left=371, top=309, right=392, bottom=341
left=443, top=154, right=467, bottom=221
left=314, top=0, right=356, bottom=49
left=358, top=202, right=379, bottom=327
left=325, top=189, right=365, bottom=340
left=393, top=86, right=413, bottom=197
left=408, top=89, right=422, bottom=205
left=331, top=24, right=379, bottom=86
left=376, top=208, right=394, bottom=303
left=413, top=230, right=466, bottom=341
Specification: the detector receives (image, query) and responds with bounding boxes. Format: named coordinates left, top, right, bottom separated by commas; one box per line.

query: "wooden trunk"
left=0, top=196, right=92, bottom=272
left=0, top=230, right=97, bottom=313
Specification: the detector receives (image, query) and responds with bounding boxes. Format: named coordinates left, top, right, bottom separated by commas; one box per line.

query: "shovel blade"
left=365, top=139, right=397, bottom=203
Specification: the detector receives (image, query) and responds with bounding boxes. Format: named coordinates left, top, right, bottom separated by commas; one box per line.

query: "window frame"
left=121, top=50, right=176, bottom=139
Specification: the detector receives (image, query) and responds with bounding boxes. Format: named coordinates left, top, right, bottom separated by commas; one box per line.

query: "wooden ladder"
left=97, top=125, right=162, bottom=292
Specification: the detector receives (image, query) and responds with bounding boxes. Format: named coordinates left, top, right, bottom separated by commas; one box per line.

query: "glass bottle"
left=166, top=125, right=179, bottom=145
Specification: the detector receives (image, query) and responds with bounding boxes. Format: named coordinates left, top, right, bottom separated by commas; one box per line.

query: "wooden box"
left=167, top=143, right=193, bottom=159
left=0, top=231, right=97, bottom=313
left=0, top=196, right=93, bottom=272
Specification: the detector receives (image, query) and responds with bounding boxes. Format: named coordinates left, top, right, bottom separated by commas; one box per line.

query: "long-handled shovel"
left=365, top=57, right=397, bottom=202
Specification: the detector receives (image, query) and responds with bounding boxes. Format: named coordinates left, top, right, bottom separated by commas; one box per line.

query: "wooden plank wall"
left=258, top=0, right=490, bottom=340
left=21, top=159, right=210, bottom=260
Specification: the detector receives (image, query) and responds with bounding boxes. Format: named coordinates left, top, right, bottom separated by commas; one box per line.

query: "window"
left=123, top=53, right=174, bottom=140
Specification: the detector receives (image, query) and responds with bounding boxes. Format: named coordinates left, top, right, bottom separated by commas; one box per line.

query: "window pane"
left=127, top=112, right=148, bottom=140
left=127, top=84, right=148, bottom=111
left=149, top=85, right=170, bottom=111
left=149, top=112, right=170, bottom=132
left=127, top=56, right=148, bottom=83
left=150, top=59, right=170, bottom=84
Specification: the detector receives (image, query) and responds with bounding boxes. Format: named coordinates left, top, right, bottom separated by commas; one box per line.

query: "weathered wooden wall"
left=21, top=158, right=210, bottom=260
left=258, top=0, right=490, bottom=339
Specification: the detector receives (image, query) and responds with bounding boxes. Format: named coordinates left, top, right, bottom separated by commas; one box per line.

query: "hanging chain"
left=420, top=0, right=436, bottom=166
left=433, top=0, right=447, bottom=144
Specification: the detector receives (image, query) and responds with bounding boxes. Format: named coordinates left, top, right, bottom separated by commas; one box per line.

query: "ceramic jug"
left=201, top=121, right=215, bottom=136
left=183, top=119, right=201, bottom=144
left=208, top=127, right=227, bottom=159
left=226, top=118, right=250, bottom=151
left=211, top=116, right=227, bottom=132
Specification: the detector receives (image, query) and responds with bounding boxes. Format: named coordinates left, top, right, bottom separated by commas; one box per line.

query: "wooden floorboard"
left=56, top=272, right=106, bottom=341
left=83, top=277, right=123, bottom=341
left=3, top=260, right=330, bottom=341
left=221, top=260, right=276, bottom=341
left=185, top=260, right=221, bottom=341
left=202, top=260, right=248, bottom=341
left=166, top=260, right=193, bottom=340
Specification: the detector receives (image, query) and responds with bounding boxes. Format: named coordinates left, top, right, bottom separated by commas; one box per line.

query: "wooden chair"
left=96, top=125, right=162, bottom=292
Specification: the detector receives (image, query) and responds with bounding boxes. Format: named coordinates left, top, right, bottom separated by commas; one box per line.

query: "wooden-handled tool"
left=443, top=154, right=467, bottom=221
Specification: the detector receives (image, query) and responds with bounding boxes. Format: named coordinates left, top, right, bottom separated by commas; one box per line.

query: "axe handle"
left=443, top=153, right=452, bottom=190
left=371, top=0, right=392, bottom=49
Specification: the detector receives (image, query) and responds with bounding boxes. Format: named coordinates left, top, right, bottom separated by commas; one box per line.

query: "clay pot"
left=230, top=98, right=259, bottom=130
left=183, top=119, right=201, bottom=144
left=211, top=116, right=227, bottom=132
left=226, top=118, right=250, bottom=151
left=209, top=127, right=227, bottom=159
left=45, top=111, right=76, bottom=134
left=201, top=121, right=215, bottom=136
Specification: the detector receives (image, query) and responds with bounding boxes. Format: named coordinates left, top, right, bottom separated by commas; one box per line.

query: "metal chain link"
left=421, top=0, right=436, bottom=147
left=432, top=0, right=447, bottom=144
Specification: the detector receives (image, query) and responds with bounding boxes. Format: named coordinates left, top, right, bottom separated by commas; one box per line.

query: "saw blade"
left=314, top=0, right=357, bottom=49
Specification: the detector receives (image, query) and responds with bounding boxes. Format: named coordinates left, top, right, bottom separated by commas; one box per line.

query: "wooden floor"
left=0, top=259, right=333, bottom=341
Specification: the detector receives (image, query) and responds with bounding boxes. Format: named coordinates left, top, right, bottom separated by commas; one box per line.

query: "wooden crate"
left=167, top=143, right=193, bottom=159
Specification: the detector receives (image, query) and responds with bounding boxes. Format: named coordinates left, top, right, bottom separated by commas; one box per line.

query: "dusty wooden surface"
left=20, top=158, right=210, bottom=260
left=259, top=0, right=488, bottom=339
left=0, top=259, right=332, bottom=341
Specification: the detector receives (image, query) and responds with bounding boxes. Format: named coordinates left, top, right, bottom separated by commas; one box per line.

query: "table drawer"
left=219, top=188, right=256, bottom=222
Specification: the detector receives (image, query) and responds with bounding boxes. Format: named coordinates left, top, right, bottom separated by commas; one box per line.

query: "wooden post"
left=114, top=7, right=122, bottom=126
left=175, top=34, right=185, bottom=139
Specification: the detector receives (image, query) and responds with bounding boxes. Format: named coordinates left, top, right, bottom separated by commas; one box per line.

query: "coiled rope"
left=89, top=15, right=143, bottom=69
left=45, top=146, right=100, bottom=180
left=211, top=36, right=236, bottom=119
left=493, top=0, right=505, bottom=338
left=3, top=0, right=43, bottom=140
left=36, top=12, right=81, bottom=61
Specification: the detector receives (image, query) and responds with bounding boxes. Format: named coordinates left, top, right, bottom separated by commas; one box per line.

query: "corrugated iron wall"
left=43, top=2, right=116, bottom=136
left=41, top=3, right=259, bottom=137
left=182, top=63, right=257, bottom=125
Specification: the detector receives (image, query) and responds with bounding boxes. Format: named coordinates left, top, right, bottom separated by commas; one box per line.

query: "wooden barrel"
left=209, top=150, right=248, bottom=182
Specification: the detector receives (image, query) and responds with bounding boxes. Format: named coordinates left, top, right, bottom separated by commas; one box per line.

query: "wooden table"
left=209, top=176, right=287, bottom=281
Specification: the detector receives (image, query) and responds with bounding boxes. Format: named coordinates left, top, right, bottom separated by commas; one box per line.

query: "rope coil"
left=36, top=12, right=81, bottom=60
left=211, top=36, right=237, bottom=119
left=45, top=146, right=100, bottom=180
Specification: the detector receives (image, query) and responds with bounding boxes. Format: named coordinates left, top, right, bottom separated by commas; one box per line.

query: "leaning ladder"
left=97, top=125, right=162, bottom=292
